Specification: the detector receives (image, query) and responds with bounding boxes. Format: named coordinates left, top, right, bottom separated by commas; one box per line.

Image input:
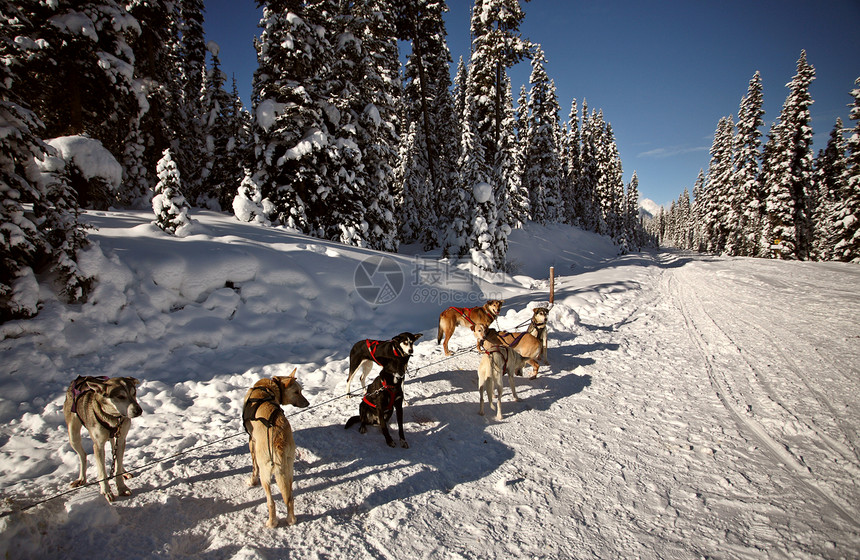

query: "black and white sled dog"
left=345, top=363, right=409, bottom=448
left=63, top=376, right=143, bottom=502
left=345, top=332, right=423, bottom=395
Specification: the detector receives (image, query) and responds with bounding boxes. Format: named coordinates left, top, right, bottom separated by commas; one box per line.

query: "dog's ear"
left=411, top=333, right=423, bottom=341
left=86, top=380, right=107, bottom=394
left=288, top=367, right=297, bottom=380
left=124, top=377, right=140, bottom=387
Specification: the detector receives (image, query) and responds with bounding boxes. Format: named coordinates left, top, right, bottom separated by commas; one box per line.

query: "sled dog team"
left=63, top=300, right=549, bottom=528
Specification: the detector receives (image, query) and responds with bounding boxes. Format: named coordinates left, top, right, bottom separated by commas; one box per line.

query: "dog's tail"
left=436, top=315, right=443, bottom=345
left=345, top=416, right=361, bottom=430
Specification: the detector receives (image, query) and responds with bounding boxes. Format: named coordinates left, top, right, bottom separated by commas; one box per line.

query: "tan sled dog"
left=437, top=299, right=503, bottom=355
left=527, top=307, right=550, bottom=364
left=63, top=376, right=142, bottom=503
left=243, top=369, right=309, bottom=528
left=477, top=343, right=525, bottom=420
left=473, top=324, right=542, bottom=378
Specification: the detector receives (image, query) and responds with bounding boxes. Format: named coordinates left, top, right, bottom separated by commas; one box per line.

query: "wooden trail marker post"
left=549, top=266, right=555, bottom=305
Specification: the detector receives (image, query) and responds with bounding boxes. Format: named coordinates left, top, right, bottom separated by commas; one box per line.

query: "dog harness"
left=450, top=307, right=476, bottom=325
left=243, top=384, right=287, bottom=436
left=366, top=339, right=400, bottom=366
left=362, top=379, right=396, bottom=412
left=70, top=375, right=123, bottom=438
left=451, top=305, right=499, bottom=326
left=501, top=331, right=529, bottom=347
left=479, top=344, right=510, bottom=373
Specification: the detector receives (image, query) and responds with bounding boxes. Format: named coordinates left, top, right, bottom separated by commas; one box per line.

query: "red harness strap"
left=366, top=339, right=400, bottom=365
left=450, top=307, right=475, bottom=325
left=481, top=344, right=510, bottom=373
left=362, top=379, right=396, bottom=411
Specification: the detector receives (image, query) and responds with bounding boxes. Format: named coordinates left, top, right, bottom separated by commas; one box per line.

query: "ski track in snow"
left=1, top=212, right=859, bottom=559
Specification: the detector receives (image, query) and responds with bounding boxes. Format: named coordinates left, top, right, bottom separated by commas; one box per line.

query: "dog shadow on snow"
left=291, top=396, right=515, bottom=521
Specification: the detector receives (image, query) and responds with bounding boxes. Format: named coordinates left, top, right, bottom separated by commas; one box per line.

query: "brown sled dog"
left=437, top=299, right=503, bottom=356
left=473, top=323, right=542, bottom=378
left=243, top=369, right=309, bottom=528
left=527, top=307, right=550, bottom=364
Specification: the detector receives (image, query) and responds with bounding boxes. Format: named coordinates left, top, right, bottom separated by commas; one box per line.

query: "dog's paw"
left=102, top=488, right=116, bottom=503
left=248, top=476, right=260, bottom=487
left=122, top=472, right=134, bottom=480
left=286, top=514, right=297, bottom=526
left=266, top=518, right=278, bottom=529
left=386, top=439, right=396, bottom=448
left=69, top=478, right=86, bottom=488
left=400, top=440, right=409, bottom=449
left=116, top=484, right=132, bottom=497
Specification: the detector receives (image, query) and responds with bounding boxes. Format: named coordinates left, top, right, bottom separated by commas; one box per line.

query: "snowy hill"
left=1, top=210, right=858, bottom=559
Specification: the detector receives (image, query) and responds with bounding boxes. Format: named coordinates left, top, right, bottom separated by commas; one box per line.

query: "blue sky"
left=204, top=0, right=860, bottom=208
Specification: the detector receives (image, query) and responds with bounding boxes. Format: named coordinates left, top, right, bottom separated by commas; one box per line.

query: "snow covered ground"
left=1, top=210, right=858, bottom=559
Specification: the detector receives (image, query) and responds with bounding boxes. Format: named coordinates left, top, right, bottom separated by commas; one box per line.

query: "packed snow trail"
left=1, top=213, right=859, bottom=559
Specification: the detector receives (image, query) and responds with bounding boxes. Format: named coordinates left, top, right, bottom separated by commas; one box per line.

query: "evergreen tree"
left=562, top=99, right=582, bottom=225
left=730, top=71, right=765, bottom=256
left=812, top=119, right=847, bottom=259
left=703, top=116, right=735, bottom=253
left=152, top=149, right=192, bottom=235
left=233, top=169, right=271, bottom=226
left=347, top=0, right=400, bottom=251
left=459, top=0, right=530, bottom=271
left=577, top=102, right=600, bottom=232
left=522, top=47, right=564, bottom=224
left=398, top=0, right=460, bottom=249
left=173, top=0, right=208, bottom=203
left=456, top=87, right=491, bottom=261
left=251, top=0, right=330, bottom=233
left=1, top=3, right=93, bottom=320
left=8, top=0, right=140, bottom=208
left=760, top=51, right=816, bottom=260
left=496, top=76, right=520, bottom=234
left=691, top=169, right=706, bottom=251
left=832, top=76, right=860, bottom=262
left=397, top=121, right=433, bottom=247
left=620, top=171, right=641, bottom=252
left=452, top=56, right=468, bottom=122
left=676, top=188, right=692, bottom=249
left=126, top=0, right=176, bottom=205
left=199, top=43, right=244, bottom=210
left=592, top=115, right=624, bottom=241
left=508, top=84, right=530, bottom=225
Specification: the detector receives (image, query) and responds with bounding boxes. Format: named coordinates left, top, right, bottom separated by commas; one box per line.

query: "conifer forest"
left=1, top=1, right=859, bottom=323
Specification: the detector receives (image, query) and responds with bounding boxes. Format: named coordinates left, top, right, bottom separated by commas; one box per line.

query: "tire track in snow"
left=666, top=269, right=860, bottom=527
